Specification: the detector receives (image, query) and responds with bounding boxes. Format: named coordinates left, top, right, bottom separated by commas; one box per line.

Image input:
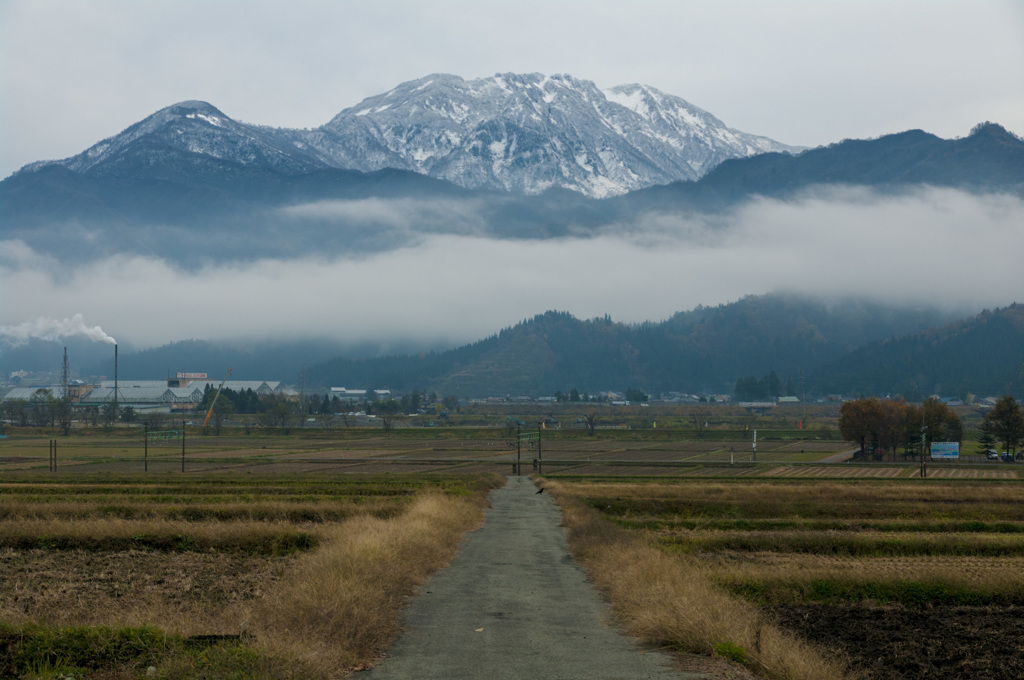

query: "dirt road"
left=365, top=475, right=705, bottom=679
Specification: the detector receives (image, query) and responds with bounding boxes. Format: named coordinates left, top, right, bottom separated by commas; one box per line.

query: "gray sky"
left=2, top=0, right=1022, bottom=178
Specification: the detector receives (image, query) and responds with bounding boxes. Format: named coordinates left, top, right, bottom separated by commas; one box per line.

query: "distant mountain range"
left=3, top=75, right=1021, bottom=399
left=7, top=296, right=1022, bottom=400
left=818, top=303, right=1024, bottom=399
left=301, top=294, right=981, bottom=398
left=3, top=101, right=1021, bottom=266
left=13, top=73, right=801, bottom=199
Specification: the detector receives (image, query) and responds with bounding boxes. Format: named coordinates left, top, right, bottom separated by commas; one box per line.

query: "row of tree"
left=838, top=396, right=962, bottom=460
left=977, top=396, right=1024, bottom=457
left=1, top=389, right=137, bottom=434
left=837, top=395, right=1024, bottom=461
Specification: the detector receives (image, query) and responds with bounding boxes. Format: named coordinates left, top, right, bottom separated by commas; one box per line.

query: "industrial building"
left=2, top=376, right=286, bottom=414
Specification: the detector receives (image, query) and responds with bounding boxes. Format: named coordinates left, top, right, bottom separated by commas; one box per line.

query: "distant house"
left=1, top=378, right=289, bottom=414
left=330, top=387, right=391, bottom=401
left=331, top=387, right=367, bottom=400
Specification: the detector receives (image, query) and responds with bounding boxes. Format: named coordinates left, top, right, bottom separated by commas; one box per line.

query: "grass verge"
left=0, top=473, right=502, bottom=678
left=547, top=480, right=851, bottom=680
left=251, top=489, right=493, bottom=676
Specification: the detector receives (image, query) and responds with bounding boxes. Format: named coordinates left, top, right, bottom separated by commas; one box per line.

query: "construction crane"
left=202, top=368, right=233, bottom=427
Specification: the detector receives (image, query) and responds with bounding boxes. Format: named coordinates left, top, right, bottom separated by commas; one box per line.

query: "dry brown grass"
left=547, top=480, right=852, bottom=680
left=561, top=479, right=1024, bottom=505
left=705, top=552, right=1024, bottom=602
left=0, top=498, right=407, bottom=522
left=251, top=491, right=487, bottom=676
left=0, top=473, right=501, bottom=678
left=0, top=547, right=286, bottom=634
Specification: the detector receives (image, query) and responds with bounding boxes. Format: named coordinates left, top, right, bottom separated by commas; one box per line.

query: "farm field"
left=0, top=472, right=502, bottom=679
left=2, top=428, right=1016, bottom=478
left=550, top=477, right=1024, bottom=680
left=3, top=429, right=1023, bottom=678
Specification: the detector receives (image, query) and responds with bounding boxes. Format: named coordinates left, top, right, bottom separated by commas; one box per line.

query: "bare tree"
left=690, top=411, right=711, bottom=439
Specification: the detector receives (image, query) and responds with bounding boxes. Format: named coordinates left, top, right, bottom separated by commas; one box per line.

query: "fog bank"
left=3, top=187, right=1021, bottom=349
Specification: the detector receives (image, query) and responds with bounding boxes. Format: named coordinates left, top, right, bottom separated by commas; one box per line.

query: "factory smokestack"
left=114, top=344, right=119, bottom=414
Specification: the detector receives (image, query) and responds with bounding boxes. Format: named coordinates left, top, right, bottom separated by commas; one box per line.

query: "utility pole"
left=516, top=424, right=521, bottom=476
left=112, top=344, right=120, bottom=423
left=537, top=423, right=543, bottom=475
left=300, top=366, right=306, bottom=428
left=59, top=347, right=71, bottom=436
left=920, top=413, right=928, bottom=478
left=61, top=347, right=69, bottom=403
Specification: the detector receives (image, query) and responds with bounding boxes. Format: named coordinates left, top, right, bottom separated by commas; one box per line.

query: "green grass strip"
left=0, top=623, right=268, bottom=680
left=656, top=533, right=1024, bottom=557
left=726, top=578, right=1024, bottom=607
left=0, top=531, right=316, bottom=555
left=612, top=517, right=1024, bottom=534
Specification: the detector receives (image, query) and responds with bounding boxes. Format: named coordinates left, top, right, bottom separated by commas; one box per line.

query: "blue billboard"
left=930, top=442, right=959, bottom=460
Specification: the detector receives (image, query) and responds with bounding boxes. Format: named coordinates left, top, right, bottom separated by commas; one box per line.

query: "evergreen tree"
left=983, top=396, right=1024, bottom=457
left=977, top=422, right=997, bottom=455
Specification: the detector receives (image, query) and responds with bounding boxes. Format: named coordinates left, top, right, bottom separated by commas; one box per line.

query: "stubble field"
left=3, top=428, right=1022, bottom=678
left=551, top=478, right=1024, bottom=680
left=0, top=472, right=502, bottom=679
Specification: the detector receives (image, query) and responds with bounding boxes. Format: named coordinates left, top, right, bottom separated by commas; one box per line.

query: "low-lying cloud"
left=277, top=196, right=489, bottom=236
left=2, top=187, right=1021, bottom=350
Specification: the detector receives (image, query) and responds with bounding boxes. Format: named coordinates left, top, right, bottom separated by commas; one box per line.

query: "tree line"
left=837, top=395, right=1024, bottom=461
left=977, top=395, right=1024, bottom=459
left=1, top=388, right=136, bottom=435
left=838, top=396, right=962, bottom=461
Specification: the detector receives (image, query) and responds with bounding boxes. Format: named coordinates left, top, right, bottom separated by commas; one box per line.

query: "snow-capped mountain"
left=297, top=73, right=801, bottom=197
left=19, top=100, right=329, bottom=178
left=20, top=74, right=800, bottom=197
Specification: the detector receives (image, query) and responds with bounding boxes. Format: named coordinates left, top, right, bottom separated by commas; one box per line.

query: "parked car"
left=986, top=450, right=1000, bottom=460
left=1001, top=452, right=1015, bottom=463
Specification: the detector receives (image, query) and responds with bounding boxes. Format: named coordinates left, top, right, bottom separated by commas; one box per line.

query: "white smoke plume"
left=0, top=314, right=117, bottom=347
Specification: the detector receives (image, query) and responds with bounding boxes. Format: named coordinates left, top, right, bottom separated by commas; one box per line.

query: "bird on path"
left=536, top=487, right=544, bottom=494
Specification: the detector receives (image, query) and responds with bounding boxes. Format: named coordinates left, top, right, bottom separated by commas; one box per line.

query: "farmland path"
left=822, top=447, right=859, bottom=463
left=365, top=475, right=705, bottom=680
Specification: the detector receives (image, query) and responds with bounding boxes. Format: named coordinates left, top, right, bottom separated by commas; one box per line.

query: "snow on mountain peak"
left=21, top=74, right=800, bottom=197
left=317, top=73, right=799, bottom=197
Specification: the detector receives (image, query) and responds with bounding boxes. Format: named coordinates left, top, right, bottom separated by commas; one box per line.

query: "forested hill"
left=817, top=303, right=1024, bottom=399
left=32, top=295, right=1020, bottom=399
left=308, top=295, right=959, bottom=397
left=616, top=122, right=1024, bottom=211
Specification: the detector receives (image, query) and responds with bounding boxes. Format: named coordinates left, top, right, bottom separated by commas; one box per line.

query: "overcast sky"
left=2, top=0, right=1022, bottom=178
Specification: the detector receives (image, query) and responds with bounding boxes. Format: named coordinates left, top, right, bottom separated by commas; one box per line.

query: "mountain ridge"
left=304, top=297, right=1023, bottom=398
left=13, top=73, right=801, bottom=197
left=9, top=297, right=1020, bottom=401
left=3, top=118, right=1020, bottom=269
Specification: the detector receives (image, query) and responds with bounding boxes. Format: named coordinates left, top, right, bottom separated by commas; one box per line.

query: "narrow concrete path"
left=822, top=447, right=859, bottom=463
left=366, top=476, right=704, bottom=679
